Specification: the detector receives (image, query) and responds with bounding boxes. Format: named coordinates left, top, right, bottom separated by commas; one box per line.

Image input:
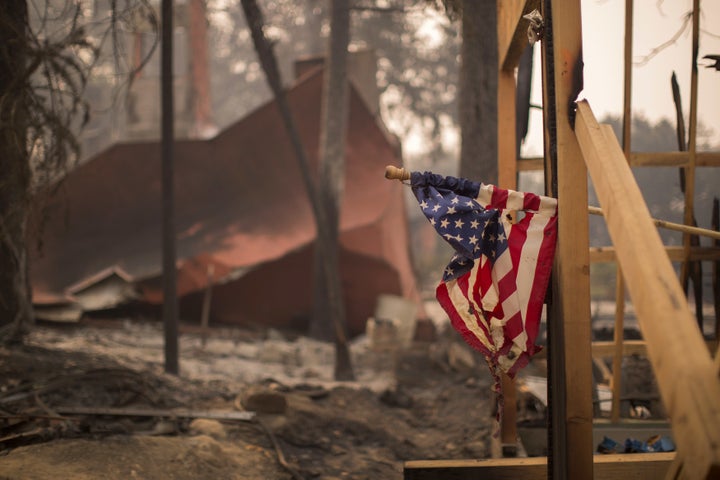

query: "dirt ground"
left=0, top=318, right=507, bottom=480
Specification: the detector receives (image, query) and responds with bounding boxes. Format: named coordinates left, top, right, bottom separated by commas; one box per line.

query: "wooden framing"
left=496, top=0, right=531, bottom=454
left=574, top=101, right=720, bottom=479
left=519, top=152, right=720, bottom=170
left=405, top=0, right=720, bottom=478
left=540, top=1, right=594, bottom=478
left=590, top=246, right=720, bottom=263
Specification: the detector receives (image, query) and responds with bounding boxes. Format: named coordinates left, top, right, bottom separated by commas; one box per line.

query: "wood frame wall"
left=405, top=0, right=720, bottom=478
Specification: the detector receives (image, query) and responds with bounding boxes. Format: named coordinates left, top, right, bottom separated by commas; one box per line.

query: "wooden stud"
left=496, top=0, right=522, bottom=452
left=499, top=0, right=541, bottom=73
left=679, top=0, right=700, bottom=300
left=613, top=0, right=633, bottom=420
left=519, top=152, right=720, bottom=171
left=590, top=246, right=720, bottom=263
left=540, top=1, right=595, bottom=478
left=610, top=270, right=625, bottom=423
left=575, top=101, right=720, bottom=479
left=497, top=70, right=517, bottom=190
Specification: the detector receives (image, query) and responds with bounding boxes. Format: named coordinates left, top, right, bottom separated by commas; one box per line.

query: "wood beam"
left=629, top=151, right=720, bottom=167
left=404, top=453, right=675, bottom=480
left=497, top=71, right=517, bottom=189
left=590, top=246, right=720, bottom=263
left=541, top=0, right=594, bottom=478
left=575, top=100, right=720, bottom=479
left=518, top=156, right=544, bottom=171
left=590, top=339, right=718, bottom=358
left=518, top=152, right=720, bottom=171
left=499, top=0, right=540, bottom=72
left=532, top=339, right=718, bottom=360
left=496, top=1, right=522, bottom=452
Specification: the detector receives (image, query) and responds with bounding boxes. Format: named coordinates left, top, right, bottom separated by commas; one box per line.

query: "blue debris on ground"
left=597, top=435, right=675, bottom=454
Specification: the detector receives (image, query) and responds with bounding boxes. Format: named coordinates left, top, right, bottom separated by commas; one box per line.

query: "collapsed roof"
left=30, top=65, right=421, bottom=336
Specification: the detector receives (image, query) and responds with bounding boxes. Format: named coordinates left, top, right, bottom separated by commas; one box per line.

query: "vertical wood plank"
left=540, top=3, right=563, bottom=478
left=612, top=0, right=634, bottom=424
left=541, top=0, right=595, bottom=478
left=497, top=71, right=517, bottom=189
left=499, top=0, right=541, bottom=72
left=611, top=273, right=625, bottom=423
left=680, top=0, right=699, bottom=294
left=496, top=0, right=521, bottom=451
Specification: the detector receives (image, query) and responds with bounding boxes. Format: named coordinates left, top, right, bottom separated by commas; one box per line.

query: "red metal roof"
left=30, top=67, right=420, bottom=335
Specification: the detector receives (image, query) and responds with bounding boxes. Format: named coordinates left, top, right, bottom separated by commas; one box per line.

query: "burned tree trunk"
left=312, top=0, right=354, bottom=380
left=458, top=0, right=498, bottom=185
left=240, top=0, right=354, bottom=380
left=0, top=0, right=34, bottom=343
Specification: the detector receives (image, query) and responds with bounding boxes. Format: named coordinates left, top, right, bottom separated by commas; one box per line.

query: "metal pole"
left=161, top=0, right=179, bottom=375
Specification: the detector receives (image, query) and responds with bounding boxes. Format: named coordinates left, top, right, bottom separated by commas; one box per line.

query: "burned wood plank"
left=54, top=406, right=255, bottom=421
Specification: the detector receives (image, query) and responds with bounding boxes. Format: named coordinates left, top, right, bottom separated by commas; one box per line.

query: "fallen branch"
left=53, top=406, right=256, bottom=421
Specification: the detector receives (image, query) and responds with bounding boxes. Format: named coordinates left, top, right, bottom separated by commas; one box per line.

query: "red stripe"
left=502, top=310, right=524, bottom=341
left=506, top=215, right=529, bottom=272
left=490, top=187, right=509, bottom=210
left=522, top=216, right=558, bottom=347
left=437, top=280, right=492, bottom=357
left=496, top=271, right=517, bottom=305
left=523, top=191, right=541, bottom=211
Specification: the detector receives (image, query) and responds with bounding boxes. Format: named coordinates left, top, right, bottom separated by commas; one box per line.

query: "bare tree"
left=0, top=1, right=157, bottom=344
left=312, top=0, right=354, bottom=380
left=240, top=0, right=354, bottom=380
left=0, top=0, right=33, bottom=342
left=458, top=0, right=497, bottom=184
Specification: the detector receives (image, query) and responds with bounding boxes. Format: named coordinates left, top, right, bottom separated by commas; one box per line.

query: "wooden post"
left=496, top=0, right=527, bottom=456
left=161, top=0, right=179, bottom=375
left=200, top=263, right=214, bottom=348
left=611, top=0, right=633, bottom=423
left=610, top=273, right=625, bottom=423
left=680, top=0, right=699, bottom=312
left=540, top=0, right=595, bottom=478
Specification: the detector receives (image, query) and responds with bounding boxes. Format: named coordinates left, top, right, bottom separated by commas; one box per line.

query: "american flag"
left=411, top=171, right=558, bottom=382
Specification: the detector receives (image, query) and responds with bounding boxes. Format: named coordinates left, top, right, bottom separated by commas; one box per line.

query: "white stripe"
left=505, top=189, right=525, bottom=211
left=515, top=213, right=551, bottom=321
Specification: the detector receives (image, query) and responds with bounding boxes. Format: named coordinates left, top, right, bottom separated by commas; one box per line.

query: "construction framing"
left=404, top=0, right=720, bottom=478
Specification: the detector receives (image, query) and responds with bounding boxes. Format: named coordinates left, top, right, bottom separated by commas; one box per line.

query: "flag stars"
left=454, top=219, right=465, bottom=229
left=498, top=233, right=506, bottom=242
left=451, top=196, right=460, bottom=204
left=432, top=204, right=442, bottom=212
left=470, top=220, right=479, bottom=229
left=447, top=206, right=457, bottom=215
left=419, top=200, right=428, bottom=210
left=440, top=218, right=450, bottom=228
left=469, top=235, right=478, bottom=245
